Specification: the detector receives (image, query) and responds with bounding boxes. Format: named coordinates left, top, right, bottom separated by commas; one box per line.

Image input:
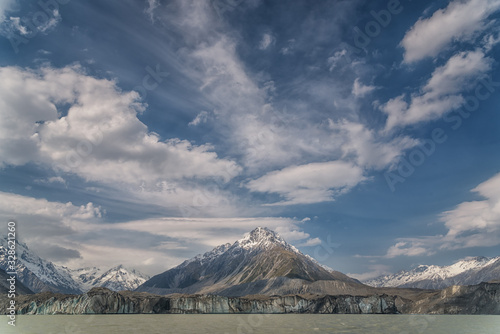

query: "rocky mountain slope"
left=365, top=256, right=500, bottom=289
left=0, top=238, right=82, bottom=294
left=0, top=267, right=33, bottom=295
left=137, top=227, right=359, bottom=295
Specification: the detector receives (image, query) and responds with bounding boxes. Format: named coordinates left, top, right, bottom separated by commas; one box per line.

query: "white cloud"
left=280, top=39, right=295, bottom=55
left=352, top=78, right=376, bottom=97
left=297, top=237, right=322, bottom=247
left=439, top=172, right=500, bottom=249
left=0, top=190, right=317, bottom=274
left=247, top=161, right=366, bottom=205
left=38, top=9, right=61, bottom=33
left=327, top=49, right=347, bottom=71
left=259, top=33, right=275, bottom=50
left=0, top=65, right=241, bottom=185
left=0, top=191, right=101, bottom=262
left=7, top=16, right=27, bottom=35
left=329, top=119, right=419, bottom=170
left=382, top=50, right=493, bottom=131
left=401, top=0, right=500, bottom=63
left=188, top=110, right=210, bottom=126
left=145, top=0, right=160, bottom=22
left=385, top=240, right=436, bottom=258
left=381, top=172, right=500, bottom=258
left=35, top=176, right=66, bottom=185
left=348, top=264, right=392, bottom=281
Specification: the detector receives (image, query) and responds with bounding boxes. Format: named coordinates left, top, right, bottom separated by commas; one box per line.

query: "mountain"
left=70, top=265, right=149, bottom=291
left=137, top=227, right=360, bottom=296
left=0, top=238, right=149, bottom=293
left=364, top=256, right=500, bottom=289
left=0, top=238, right=82, bottom=294
left=0, top=267, right=33, bottom=295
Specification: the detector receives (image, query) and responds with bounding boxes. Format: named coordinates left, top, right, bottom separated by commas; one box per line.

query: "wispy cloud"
left=380, top=172, right=500, bottom=258
left=382, top=50, right=493, bottom=131
left=401, top=0, right=500, bottom=63
left=258, top=32, right=275, bottom=50
left=0, top=190, right=319, bottom=274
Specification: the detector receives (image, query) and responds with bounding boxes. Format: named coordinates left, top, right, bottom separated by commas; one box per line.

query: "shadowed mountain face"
left=0, top=267, right=33, bottom=295
left=137, top=227, right=360, bottom=295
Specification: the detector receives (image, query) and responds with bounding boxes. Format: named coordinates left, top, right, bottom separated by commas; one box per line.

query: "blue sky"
left=0, top=0, right=499, bottom=279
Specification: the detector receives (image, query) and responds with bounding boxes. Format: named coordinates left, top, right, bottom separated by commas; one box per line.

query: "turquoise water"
left=1, top=314, right=499, bottom=333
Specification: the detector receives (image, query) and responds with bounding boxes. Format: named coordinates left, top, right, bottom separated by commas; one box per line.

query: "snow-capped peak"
left=0, top=238, right=82, bottom=294
left=70, top=264, right=150, bottom=291
left=236, top=227, right=299, bottom=252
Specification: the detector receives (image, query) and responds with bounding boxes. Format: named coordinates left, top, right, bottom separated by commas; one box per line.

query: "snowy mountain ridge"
left=364, top=256, right=500, bottom=289
left=0, top=237, right=148, bottom=293
left=70, top=264, right=149, bottom=291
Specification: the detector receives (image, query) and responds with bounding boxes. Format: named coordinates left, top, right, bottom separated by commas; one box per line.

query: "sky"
left=0, top=0, right=499, bottom=279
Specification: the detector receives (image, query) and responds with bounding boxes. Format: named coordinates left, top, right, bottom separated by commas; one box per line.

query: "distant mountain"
left=137, top=227, right=360, bottom=296
left=0, top=238, right=82, bottom=294
left=364, top=256, right=500, bottom=289
left=0, top=238, right=149, bottom=293
left=70, top=265, right=149, bottom=291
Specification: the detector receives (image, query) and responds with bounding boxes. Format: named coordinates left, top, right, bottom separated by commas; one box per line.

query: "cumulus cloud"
left=381, top=50, right=493, bottom=131
left=401, top=0, right=500, bottom=63
left=0, top=65, right=240, bottom=185
left=247, top=161, right=366, bottom=205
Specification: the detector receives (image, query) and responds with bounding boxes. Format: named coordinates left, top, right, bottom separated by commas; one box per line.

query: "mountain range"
left=1, top=227, right=500, bottom=315
left=0, top=238, right=149, bottom=294
left=364, top=256, right=500, bottom=289
left=3, top=227, right=500, bottom=299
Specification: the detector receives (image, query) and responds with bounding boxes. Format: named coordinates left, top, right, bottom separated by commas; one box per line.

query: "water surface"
left=1, top=314, right=499, bottom=333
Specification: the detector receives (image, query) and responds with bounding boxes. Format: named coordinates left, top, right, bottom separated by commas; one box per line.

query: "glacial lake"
left=1, top=314, right=499, bottom=333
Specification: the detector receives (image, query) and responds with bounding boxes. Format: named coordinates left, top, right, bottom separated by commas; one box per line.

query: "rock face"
left=4, top=287, right=398, bottom=315
left=398, top=282, right=500, bottom=314
left=3, top=283, right=499, bottom=315
left=365, top=256, right=500, bottom=289
left=0, top=268, right=33, bottom=295
left=138, top=227, right=359, bottom=296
